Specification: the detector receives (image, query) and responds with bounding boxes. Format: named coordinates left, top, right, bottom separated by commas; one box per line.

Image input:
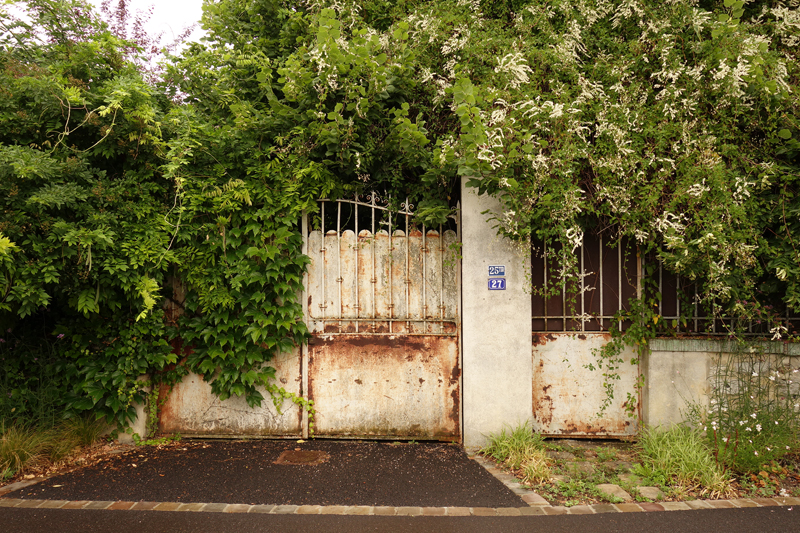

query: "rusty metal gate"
left=303, top=194, right=461, bottom=441
left=158, top=194, right=461, bottom=440
left=530, top=235, right=640, bottom=437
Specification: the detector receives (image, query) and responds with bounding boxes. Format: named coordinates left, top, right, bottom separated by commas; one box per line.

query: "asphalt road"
left=1, top=506, right=797, bottom=532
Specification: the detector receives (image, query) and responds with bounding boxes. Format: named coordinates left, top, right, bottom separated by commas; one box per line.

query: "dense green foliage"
left=1, top=0, right=799, bottom=432
left=0, top=0, right=175, bottom=426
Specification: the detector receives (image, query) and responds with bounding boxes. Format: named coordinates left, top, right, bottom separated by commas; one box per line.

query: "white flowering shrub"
left=274, top=0, right=800, bottom=324
left=178, top=0, right=799, bottom=326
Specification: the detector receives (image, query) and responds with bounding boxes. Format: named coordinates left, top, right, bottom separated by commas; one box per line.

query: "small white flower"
left=753, top=372, right=759, bottom=377
left=745, top=427, right=752, bottom=432
left=495, top=52, right=533, bottom=90
left=739, top=420, right=745, bottom=426
left=751, top=413, right=757, bottom=419
left=754, top=451, right=759, bottom=456
left=686, top=180, right=710, bottom=198
left=769, top=376, right=776, bottom=381
left=756, top=424, right=762, bottom=432
left=722, top=437, right=728, bottom=443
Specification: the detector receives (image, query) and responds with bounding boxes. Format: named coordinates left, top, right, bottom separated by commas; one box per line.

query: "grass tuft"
left=481, top=422, right=551, bottom=483
left=0, top=421, right=52, bottom=477
left=60, top=415, right=108, bottom=448
left=0, top=415, right=106, bottom=479
left=636, top=424, right=732, bottom=497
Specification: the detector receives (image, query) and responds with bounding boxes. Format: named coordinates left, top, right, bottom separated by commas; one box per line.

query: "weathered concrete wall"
left=642, top=340, right=712, bottom=429
left=532, top=333, right=639, bottom=437
left=158, top=348, right=303, bottom=437
left=643, top=339, right=800, bottom=428
left=461, top=177, right=532, bottom=447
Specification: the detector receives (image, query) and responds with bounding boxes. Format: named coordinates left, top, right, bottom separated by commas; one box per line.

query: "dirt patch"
left=274, top=449, right=330, bottom=465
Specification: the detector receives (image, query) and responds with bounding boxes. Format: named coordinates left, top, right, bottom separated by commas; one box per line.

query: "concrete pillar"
left=461, top=177, right=532, bottom=447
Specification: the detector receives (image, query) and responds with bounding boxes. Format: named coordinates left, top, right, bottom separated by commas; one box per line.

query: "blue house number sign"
left=488, top=278, right=507, bottom=290
left=488, top=265, right=506, bottom=290
left=488, top=265, right=506, bottom=276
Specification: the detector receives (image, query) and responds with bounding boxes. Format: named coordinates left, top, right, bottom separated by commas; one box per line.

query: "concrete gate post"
left=461, top=177, right=533, bottom=447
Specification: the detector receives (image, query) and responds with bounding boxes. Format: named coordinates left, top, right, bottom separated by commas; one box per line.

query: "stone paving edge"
left=0, top=497, right=797, bottom=516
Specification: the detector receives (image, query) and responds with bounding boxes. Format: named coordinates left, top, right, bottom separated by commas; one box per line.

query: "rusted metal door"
left=303, top=195, right=461, bottom=441
left=530, top=235, right=640, bottom=437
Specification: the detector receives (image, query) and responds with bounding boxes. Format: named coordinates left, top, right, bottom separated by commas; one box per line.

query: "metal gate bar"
left=307, top=194, right=459, bottom=335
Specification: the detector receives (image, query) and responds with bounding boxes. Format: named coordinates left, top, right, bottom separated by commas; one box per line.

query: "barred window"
left=531, top=234, right=638, bottom=332
left=531, top=233, right=800, bottom=336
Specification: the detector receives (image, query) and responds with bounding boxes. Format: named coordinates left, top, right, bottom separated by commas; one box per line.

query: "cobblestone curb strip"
left=1, top=498, right=799, bottom=515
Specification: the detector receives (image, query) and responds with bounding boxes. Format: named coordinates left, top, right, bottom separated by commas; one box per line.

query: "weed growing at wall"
left=685, top=342, right=800, bottom=473
left=636, top=425, right=733, bottom=497
left=480, top=422, right=551, bottom=483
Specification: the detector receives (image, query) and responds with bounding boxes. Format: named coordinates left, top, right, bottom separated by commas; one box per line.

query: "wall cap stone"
left=649, top=338, right=800, bottom=356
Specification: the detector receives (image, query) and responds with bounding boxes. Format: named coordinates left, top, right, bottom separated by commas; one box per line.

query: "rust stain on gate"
left=307, top=334, right=460, bottom=441
left=531, top=333, right=639, bottom=438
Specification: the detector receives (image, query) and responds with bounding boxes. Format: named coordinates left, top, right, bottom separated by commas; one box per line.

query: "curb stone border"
left=0, top=497, right=798, bottom=515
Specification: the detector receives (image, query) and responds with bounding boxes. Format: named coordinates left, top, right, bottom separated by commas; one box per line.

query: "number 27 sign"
left=488, top=278, right=506, bottom=290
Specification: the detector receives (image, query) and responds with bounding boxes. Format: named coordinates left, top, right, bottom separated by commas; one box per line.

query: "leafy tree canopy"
left=0, top=0, right=176, bottom=424
left=171, top=0, right=800, bottom=319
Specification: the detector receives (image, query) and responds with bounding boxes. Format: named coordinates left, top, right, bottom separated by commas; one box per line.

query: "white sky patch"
left=88, top=0, right=206, bottom=44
